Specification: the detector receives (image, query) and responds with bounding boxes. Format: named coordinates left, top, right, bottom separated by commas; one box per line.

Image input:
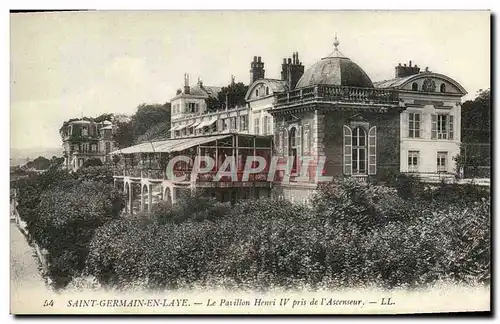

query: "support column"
left=147, top=184, right=152, bottom=213
left=128, top=183, right=133, bottom=216
left=171, top=187, right=177, bottom=204
left=140, top=184, right=145, bottom=212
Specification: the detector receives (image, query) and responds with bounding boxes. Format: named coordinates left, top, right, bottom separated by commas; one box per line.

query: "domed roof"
left=295, top=37, right=373, bottom=88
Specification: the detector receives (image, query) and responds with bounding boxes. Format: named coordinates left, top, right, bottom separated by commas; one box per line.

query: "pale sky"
left=10, top=11, right=490, bottom=150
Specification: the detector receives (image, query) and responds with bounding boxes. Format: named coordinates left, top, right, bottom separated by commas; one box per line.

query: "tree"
left=454, top=89, right=491, bottom=177
left=135, top=121, right=171, bottom=142
left=73, top=165, right=114, bottom=185
left=83, top=158, right=103, bottom=168
left=113, top=120, right=136, bottom=149
left=26, top=156, right=51, bottom=170
left=205, top=96, right=221, bottom=112
left=461, top=89, right=490, bottom=143
left=34, top=180, right=124, bottom=288
left=113, top=103, right=171, bottom=148
left=132, top=103, right=171, bottom=138
left=217, top=82, right=249, bottom=109
left=94, top=113, right=114, bottom=123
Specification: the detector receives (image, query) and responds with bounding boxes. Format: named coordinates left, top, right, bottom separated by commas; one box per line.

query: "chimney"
left=281, top=52, right=305, bottom=89
left=197, top=77, right=203, bottom=87
left=250, top=55, right=265, bottom=84
left=394, top=61, right=421, bottom=78
left=184, top=73, right=190, bottom=94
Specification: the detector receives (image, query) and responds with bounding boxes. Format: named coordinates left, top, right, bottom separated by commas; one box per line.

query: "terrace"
left=275, top=84, right=400, bottom=107
left=112, top=133, right=273, bottom=188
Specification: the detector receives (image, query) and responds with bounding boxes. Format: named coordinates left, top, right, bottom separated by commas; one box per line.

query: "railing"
left=113, top=167, right=125, bottom=177
left=125, top=168, right=142, bottom=178
left=275, top=85, right=399, bottom=106
left=147, top=169, right=165, bottom=180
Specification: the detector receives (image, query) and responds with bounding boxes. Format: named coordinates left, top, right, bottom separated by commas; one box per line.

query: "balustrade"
left=275, top=84, right=399, bottom=106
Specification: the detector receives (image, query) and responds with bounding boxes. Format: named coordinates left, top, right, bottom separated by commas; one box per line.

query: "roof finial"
left=333, top=33, right=339, bottom=50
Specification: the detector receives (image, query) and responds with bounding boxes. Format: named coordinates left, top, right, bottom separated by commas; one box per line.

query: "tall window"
left=254, top=117, right=260, bottom=134
left=266, top=116, right=272, bottom=135
left=289, top=127, right=298, bottom=173
left=408, top=113, right=421, bottom=138
left=352, top=127, right=367, bottom=174
left=230, top=117, right=237, bottom=130
left=263, top=116, right=269, bottom=135
left=240, top=115, right=248, bottom=131
left=408, top=151, right=419, bottom=172
left=432, top=114, right=454, bottom=140
left=412, top=82, right=418, bottom=91
left=437, top=151, right=447, bottom=172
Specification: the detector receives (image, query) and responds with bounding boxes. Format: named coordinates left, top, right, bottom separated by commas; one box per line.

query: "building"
left=374, top=63, right=467, bottom=179
left=61, top=119, right=117, bottom=171
left=170, top=74, right=249, bottom=138
left=112, top=35, right=467, bottom=210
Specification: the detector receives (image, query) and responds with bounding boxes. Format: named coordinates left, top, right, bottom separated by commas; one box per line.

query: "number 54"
left=43, top=300, right=54, bottom=307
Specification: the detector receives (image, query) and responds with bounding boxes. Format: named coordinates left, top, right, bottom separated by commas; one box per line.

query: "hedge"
left=85, top=180, right=490, bottom=291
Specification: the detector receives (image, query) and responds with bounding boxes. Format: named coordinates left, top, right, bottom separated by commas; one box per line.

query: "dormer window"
left=266, top=87, right=270, bottom=95
left=440, top=83, right=446, bottom=93
left=256, top=89, right=259, bottom=97
left=412, top=82, right=418, bottom=91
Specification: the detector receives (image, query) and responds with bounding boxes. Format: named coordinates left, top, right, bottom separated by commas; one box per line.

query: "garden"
left=13, top=166, right=490, bottom=292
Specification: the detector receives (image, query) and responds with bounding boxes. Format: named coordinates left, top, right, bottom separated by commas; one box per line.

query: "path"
left=10, top=222, right=48, bottom=313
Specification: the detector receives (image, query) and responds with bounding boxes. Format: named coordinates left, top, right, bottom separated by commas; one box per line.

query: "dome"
left=295, top=37, right=374, bottom=88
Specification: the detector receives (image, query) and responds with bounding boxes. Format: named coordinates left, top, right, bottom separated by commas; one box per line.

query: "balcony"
left=275, top=84, right=400, bottom=107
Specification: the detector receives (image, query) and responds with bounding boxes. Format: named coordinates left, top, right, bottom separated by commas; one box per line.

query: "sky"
left=10, top=10, right=490, bottom=150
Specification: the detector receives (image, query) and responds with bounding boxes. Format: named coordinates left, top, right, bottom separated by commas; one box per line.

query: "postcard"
left=10, top=10, right=491, bottom=315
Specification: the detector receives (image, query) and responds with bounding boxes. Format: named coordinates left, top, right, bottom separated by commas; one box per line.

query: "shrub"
left=151, top=190, right=231, bottom=224
left=73, top=165, right=114, bottom=185
left=33, top=181, right=125, bottom=288
left=311, top=178, right=414, bottom=231
left=85, top=179, right=490, bottom=291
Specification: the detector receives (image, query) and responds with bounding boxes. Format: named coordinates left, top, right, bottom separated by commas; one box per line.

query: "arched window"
left=352, top=127, right=367, bottom=174
left=266, top=87, right=270, bottom=95
left=256, top=89, right=259, bottom=97
left=440, top=83, right=446, bottom=93
left=412, top=82, right=418, bottom=91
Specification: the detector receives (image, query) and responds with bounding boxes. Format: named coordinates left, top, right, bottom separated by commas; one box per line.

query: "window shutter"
left=296, top=125, right=302, bottom=156
left=283, top=128, right=289, bottom=157
left=303, top=124, right=310, bottom=155
left=448, top=115, right=454, bottom=140
left=278, top=128, right=284, bottom=157
left=343, top=125, right=352, bottom=175
left=418, top=113, right=422, bottom=138
left=431, top=114, right=437, bottom=139
left=402, top=112, right=408, bottom=138
left=368, top=126, right=377, bottom=175
left=274, top=128, right=279, bottom=153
